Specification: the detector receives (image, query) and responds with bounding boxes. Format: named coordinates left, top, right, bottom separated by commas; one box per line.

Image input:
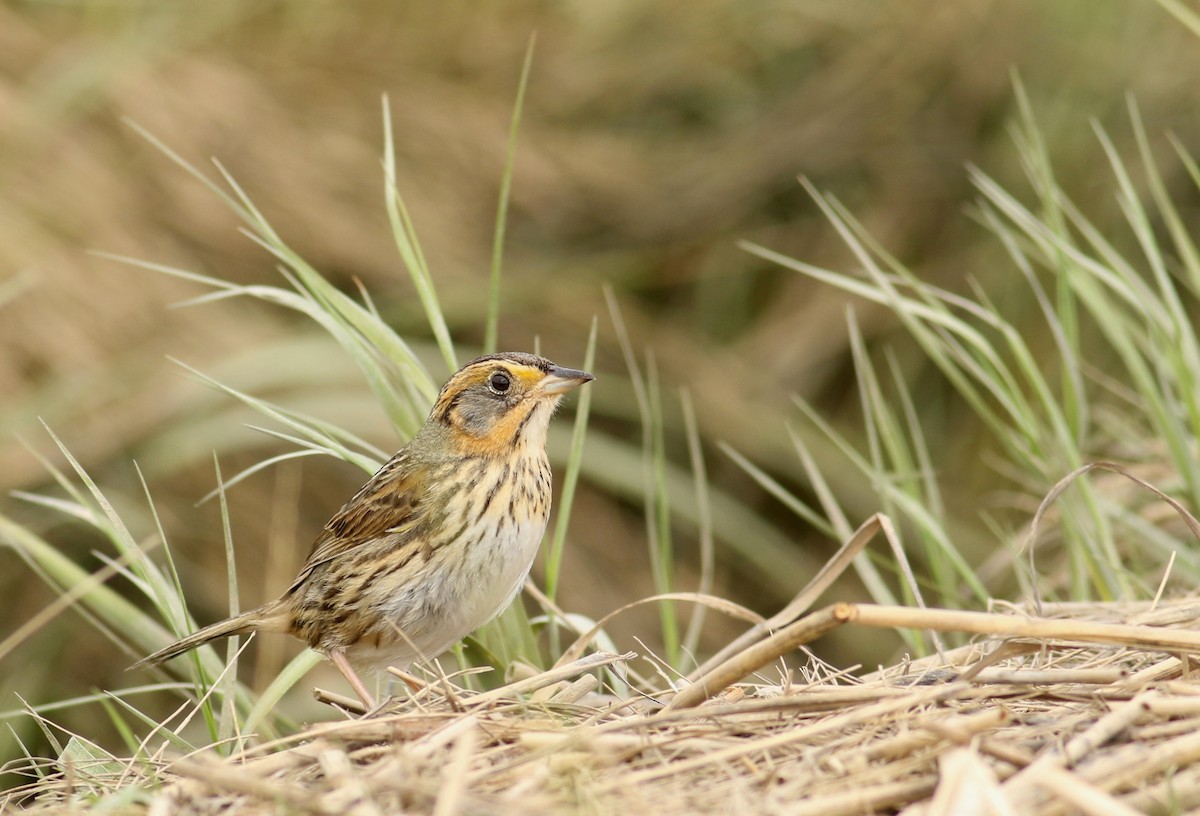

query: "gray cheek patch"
left=453, top=391, right=510, bottom=436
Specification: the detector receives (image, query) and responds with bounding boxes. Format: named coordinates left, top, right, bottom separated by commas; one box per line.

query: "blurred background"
left=3, top=0, right=1200, bottom=761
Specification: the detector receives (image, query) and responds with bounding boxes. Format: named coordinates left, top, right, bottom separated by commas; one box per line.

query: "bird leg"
left=329, top=649, right=376, bottom=709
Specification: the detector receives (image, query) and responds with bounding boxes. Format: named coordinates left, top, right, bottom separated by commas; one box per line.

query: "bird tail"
left=130, top=604, right=283, bottom=670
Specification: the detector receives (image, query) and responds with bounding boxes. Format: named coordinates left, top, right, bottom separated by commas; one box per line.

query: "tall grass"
left=737, top=85, right=1200, bottom=632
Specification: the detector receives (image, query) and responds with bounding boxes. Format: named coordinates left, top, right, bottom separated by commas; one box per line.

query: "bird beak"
left=539, top=365, right=595, bottom=395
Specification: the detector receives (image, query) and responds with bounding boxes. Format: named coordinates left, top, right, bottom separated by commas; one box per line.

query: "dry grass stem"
left=970, top=667, right=1126, bottom=684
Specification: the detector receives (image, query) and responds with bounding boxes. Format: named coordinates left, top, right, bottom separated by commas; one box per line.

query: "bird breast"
left=352, top=450, right=553, bottom=671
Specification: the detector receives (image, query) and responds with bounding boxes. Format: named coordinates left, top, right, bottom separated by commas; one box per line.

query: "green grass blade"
left=381, top=95, right=457, bottom=374
left=545, top=317, right=598, bottom=603
left=485, top=34, right=536, bottom=354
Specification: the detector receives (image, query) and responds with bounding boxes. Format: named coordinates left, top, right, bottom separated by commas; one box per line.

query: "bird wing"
left=287, top=452, right=427, bottom=592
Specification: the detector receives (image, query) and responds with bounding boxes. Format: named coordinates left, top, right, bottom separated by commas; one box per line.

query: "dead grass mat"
left=11, top=598, right=1200, bottom=815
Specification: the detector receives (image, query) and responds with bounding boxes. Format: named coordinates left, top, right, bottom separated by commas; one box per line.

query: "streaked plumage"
left=133, top=352, right=593, bottom=706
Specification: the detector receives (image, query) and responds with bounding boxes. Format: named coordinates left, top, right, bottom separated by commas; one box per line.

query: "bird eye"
left=488, top=371, right=511, bottom=393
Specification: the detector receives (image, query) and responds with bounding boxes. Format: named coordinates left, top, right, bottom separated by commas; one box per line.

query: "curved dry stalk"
left=1023, top=461, right=1200, bottom=614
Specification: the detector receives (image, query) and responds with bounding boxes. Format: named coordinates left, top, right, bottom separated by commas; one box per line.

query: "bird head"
left=426, top=352, right=593, bottom=456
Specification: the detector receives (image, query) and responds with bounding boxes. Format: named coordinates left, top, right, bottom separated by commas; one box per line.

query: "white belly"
left=449, top=514, right=546, bottom=639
